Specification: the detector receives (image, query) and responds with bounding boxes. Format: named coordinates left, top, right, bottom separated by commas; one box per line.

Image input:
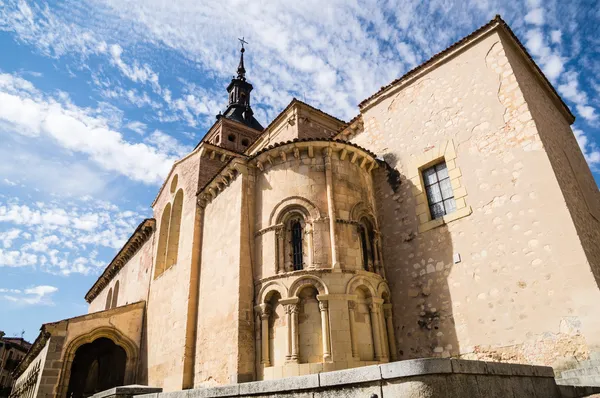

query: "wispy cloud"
left=1, top=285, right=58, bottom=305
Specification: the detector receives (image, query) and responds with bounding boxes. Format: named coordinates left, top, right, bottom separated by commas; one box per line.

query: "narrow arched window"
left=111, top=281, right=119, bottom=309
left=359, top=217, right=376, bottom=271
left=154, top=202, right=171, bottom=279
left=166, top=189, right=183, bottom=269
left=291, top=219, right=303, bottom=270
left=105, top=288, right=113, bottom=310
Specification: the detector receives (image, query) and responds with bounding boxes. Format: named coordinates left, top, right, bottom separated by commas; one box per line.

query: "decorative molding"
left=84, top=219, right=155, bottom=303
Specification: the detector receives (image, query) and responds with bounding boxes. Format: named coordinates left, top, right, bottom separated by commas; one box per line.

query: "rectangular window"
left=423, top=161, right=456, bottom=220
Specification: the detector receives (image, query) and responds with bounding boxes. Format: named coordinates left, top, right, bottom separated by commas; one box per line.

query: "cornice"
left=84, top=219, right=155, bottom=303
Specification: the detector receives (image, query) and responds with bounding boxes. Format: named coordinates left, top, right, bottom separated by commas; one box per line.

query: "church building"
left=10, top=16, right=600, bottom=397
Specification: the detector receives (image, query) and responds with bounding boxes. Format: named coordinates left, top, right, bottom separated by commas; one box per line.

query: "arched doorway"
left=66, top=338, right=126, bottom=398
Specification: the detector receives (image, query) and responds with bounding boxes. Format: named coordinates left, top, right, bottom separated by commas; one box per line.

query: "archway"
left=66, top=337, right=126, bottom=398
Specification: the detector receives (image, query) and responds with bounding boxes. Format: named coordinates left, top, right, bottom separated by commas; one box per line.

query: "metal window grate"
left=291, top=220, right=303, bottom=270
left=423, top=162, right=456, bottom=219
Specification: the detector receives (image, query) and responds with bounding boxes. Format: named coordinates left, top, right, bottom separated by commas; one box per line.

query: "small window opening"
left=423, top=161, right=456, bottom=219
left=228, top=134, right=236, bottom=142
left=291, top=219, right=303, bottom=270
left=241, top=138, right=249, bottom=147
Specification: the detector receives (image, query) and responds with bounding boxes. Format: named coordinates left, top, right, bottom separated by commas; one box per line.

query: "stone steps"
left=557, top=356, right=600, bottom=387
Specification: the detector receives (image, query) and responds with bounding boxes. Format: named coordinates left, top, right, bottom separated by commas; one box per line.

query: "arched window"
left=105, top=288, right=113, bottom=310
left=358, top=217, right=375, bottom=271
left=111, top=281, right=119, bottom=309
left=291, top=219, right=303, bottom=270
left=154, top=202, right=171, bottom=279
left=166, top=190, right=183, bottom=269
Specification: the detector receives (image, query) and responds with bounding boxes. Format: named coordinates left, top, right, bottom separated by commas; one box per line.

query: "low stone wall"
left=98, top=359, right=600, bottom=398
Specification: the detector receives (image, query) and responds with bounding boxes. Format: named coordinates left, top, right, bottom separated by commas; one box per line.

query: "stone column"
left=322, top=147, right=339, bottom=269
left=318, top=300, right=332, bottom=361
left=276, top=227, right=284, bottom=274
left=305, top=223, right=314, bottom=269
left=255, top=304, right=271, bottom=366
left=384, top=304, right=397, bottom=361
left=379, top=305, right=389, bottom=362
left=280, top=298, right=300, bottom=364
left=369, top=300, right=384, bottom=361
left=348, top=301, right=359, bottom=360
left=289, top=304, right=299, bottom=362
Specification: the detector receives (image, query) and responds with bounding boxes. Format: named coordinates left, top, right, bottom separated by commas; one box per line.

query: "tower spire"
left=237, top=37, right=248, bottom=81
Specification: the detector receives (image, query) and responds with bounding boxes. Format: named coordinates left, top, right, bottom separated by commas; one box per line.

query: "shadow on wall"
left=375, top=153, right=459, bottom=360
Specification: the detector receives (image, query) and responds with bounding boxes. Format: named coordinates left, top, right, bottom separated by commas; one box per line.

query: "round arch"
left=376, top=281, right=392, bottom=301
left=289, top=275, right=328, bottom=297
left=345, top=275, right=378, bottom=298
left=269, top=196, right=321, bottom=226
left=56, top=327, right=139, bottom=398
left=257, top=281, right=288, bottom=303
left=350, top=201, right=377, bottom=224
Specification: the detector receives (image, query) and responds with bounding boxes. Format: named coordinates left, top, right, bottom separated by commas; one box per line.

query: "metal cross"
left=238, top=37, right=248, bottom=49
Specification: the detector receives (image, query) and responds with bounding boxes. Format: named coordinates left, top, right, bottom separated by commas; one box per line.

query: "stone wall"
left=195, top=174, right=255, bottom=387
left=350, top=29, right=600, bottom=370
left=11, top=338, right=49, bottom=397
left=146, top=151, right=202, bottom=391
left=499, top=30, right=600, bottom=363
left=87, top=239, right=154, bottom=313
left=131, top=358, right=600, bottom=398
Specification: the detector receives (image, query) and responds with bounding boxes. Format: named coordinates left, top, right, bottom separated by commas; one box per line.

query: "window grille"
left=423, top=161, right=456, bottom=219
left=291, top=219, right=303, bottom=270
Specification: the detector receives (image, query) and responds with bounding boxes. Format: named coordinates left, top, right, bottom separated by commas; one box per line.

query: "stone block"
left=509, top=376, right=536, bottom=397
left=239, top=374, right=319, bottom=395
left=91, top=385, right=163, bottom=398
left=446, top=374, right=480, bottom=397
left=450, top=359, right=487, bottom=374
left=475, top=375, right=514, bottom=398
left=507, top=363, right=537, bottom=377
left=484, top=361, right=514, bottom=376
left=379, top=358, right=452, bottom=379
left=318, top=364, right=381, bottom=386
left=315, top=382, right=382, bottom=398
left=532, top=365, right=555, bottom=378
left=531, top=377, right=560, bottom=398
left=187, top=384, right=239, bottom=398
left=381, top=375, right=447, bottom=397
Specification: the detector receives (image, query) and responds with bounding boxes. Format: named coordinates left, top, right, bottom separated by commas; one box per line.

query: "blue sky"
left=0, top=0, right=599, bottom=342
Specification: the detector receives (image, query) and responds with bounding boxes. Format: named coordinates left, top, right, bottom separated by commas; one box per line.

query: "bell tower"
left=220, top=39, right=264, bottom=132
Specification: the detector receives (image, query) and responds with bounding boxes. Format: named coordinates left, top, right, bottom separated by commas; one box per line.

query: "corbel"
left=340, top=148, right=348, bottom=161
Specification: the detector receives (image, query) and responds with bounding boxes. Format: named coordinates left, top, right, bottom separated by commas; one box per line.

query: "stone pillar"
left=348, top=301, right=359, bottom=360
left=379, top=306, right=389, bottom=362
left=305, top=223, right=314, bottom=269
left=369, top=300, right=384, bottom=361
left=384, top=304, right=397, bottom=361
left=290, top=304, right=299, bottom=362
left=323, top=147, right=339, bottom=269
left=318, top=300, right=332, bottom=361
left=280, top=298, right=300, bottom=363
left=276, top=227, right=284, bottom=274
left=258, top=304, right=271, bottom=366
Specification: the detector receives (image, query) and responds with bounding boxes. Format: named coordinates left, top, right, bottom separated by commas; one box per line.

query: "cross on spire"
left=236, top=37, right=247, bottom=80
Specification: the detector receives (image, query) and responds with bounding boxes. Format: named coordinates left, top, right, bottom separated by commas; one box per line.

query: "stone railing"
left=93, top=358, right=600, bottom=398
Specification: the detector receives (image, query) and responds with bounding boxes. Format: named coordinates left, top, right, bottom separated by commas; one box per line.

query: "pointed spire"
left=237, top=37, right=248, bottom=81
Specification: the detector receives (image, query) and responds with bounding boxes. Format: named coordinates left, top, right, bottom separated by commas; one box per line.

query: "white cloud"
left=524, top=8, right=544, bottom=25
left=109, top=44, right=161, bottom=92
left=0, top=72, right=179, bottom=185
left=1, top=284, right=58, bottom=305
left=0, top=228, right=21, bottom=248
left=550, top=30, right=562, bottom=44
left=573, top=128, right=600, bottom=166
left=0, top=196, right=145, bottom=275
left=126, top=121, right=147, bottom=134
left=558, top=71, right=598, bottom=123
left=3, top=178, right=18, bottom=186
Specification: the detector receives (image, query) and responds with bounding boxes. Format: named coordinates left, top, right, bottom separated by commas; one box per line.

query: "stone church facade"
left=10, top=16, right=600, bottom=397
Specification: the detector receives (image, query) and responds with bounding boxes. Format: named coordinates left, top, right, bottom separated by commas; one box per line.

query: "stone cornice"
left=196, top=158, right=248, bottom=208
left=250, top=139, right=379, bottom=174
left=84, top=219, right=155, bottom=303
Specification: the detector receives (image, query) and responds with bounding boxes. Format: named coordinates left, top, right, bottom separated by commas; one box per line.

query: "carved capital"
left=318, top=300, right=328, bottom=311
left=369, top=302, right=381, bottom=314
left=348, top=300, right=356, bottom=311
left=284, top=303, right=299, bottom=314
left=256, top=303, right=271, bottom=319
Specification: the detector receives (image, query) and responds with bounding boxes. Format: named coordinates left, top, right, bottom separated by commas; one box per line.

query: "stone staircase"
left=557, top=352, right=600, bottom=387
